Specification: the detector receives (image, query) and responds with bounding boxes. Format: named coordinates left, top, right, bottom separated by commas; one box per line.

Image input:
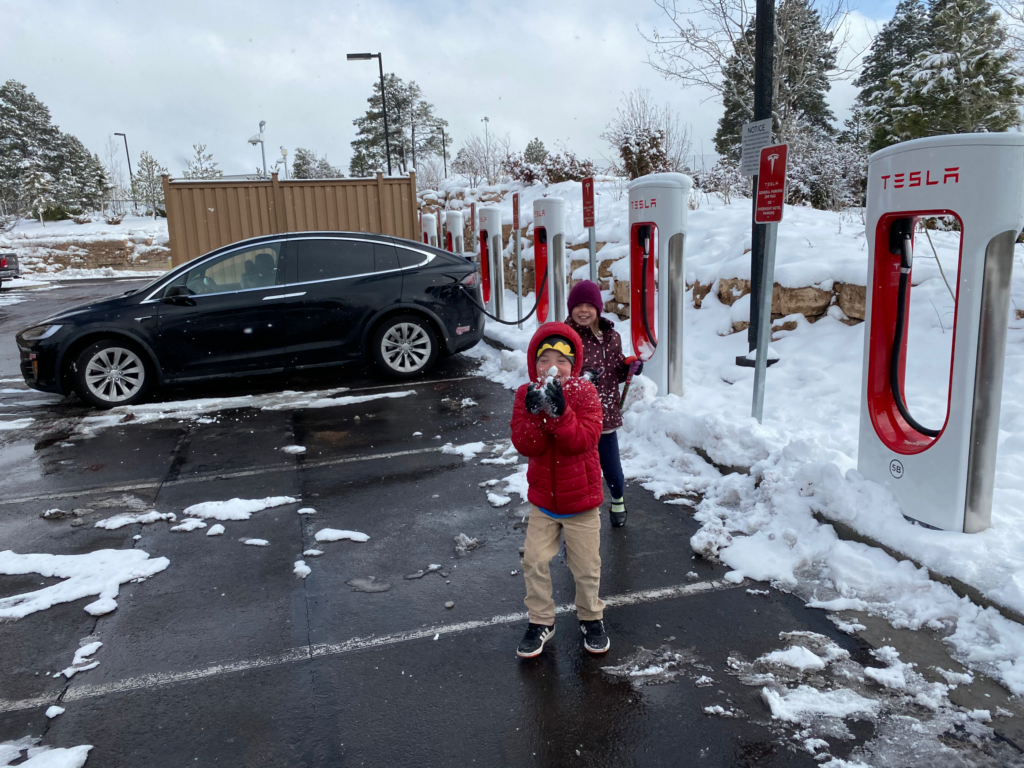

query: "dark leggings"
left=598, top=432, right=625, bottom=499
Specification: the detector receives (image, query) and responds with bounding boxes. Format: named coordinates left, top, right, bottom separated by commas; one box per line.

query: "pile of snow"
left=94, top=511, right=175, bottom=530
left=0, top=741, right=92, bottom=767
left=441, top=441, right=487, bottom=461
left=314, top=529, right=370, bottom=543
left=0, top=549, right=169, bottom=619
left=182, top=496, right=296, bottom=521
left=59, top=641, right=102, bottom=679
left=77, top=388, right=416, bottom=434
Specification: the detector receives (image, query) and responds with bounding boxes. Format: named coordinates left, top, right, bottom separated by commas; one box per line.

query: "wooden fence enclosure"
left=162, top=172, right=420, bottom=267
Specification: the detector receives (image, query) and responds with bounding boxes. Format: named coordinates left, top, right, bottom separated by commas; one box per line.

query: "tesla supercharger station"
left=628, top=173, right=691, bottom=397
left=858, top=134, right=1024, bottom=533
left=446, top=210, right=464, bottom=254
left=421, top=213, right=437, bottom=248
left=533, top=197, right=566, bottom=323
left=478, top=207, right=504, bottom=317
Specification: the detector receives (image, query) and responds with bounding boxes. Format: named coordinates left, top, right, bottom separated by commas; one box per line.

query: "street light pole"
left=347, top=52, right=392, bottom=176
left=113, top=132, right=135, bottom=211
left=259, top=120, right=267, bottom=177
left=481, top=116, right=490, bottom=183
left=280, top=147, right=289, bottom=180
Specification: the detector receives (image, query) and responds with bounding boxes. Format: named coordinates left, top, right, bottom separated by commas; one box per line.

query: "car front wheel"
left=372, top=314, right=438, bottom=378
left=73, top=339, right=152, bottom=409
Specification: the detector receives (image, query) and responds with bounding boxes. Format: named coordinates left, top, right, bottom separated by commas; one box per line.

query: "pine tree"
left=712, top=0, right=838, bottom=159
left=183, top=143, right=222, bottom=179
left=855, top=0, right=931, bottom=151
left=132, top=151, right=168, bottom=218
left=883, top=0, right=1024, bottom=141
left=524, top=138, right=548, bottom=164
left=350, top=74, right=448, bottom=174
left=22, top=160, right=52, bottom=225
left=291, top=148, right=341, bottom=179
left=348, top=149, right=374, bottom=177
left=0, top=80, right=106, bottom=213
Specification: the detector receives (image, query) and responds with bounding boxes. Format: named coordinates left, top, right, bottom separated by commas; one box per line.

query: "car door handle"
left=262, top=292, right=307, bottom=301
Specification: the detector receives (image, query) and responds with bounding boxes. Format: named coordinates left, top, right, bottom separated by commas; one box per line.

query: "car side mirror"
left=161, top=285, right=195, bottom=305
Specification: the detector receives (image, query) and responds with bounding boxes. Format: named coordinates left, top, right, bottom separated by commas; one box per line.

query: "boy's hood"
left=527, top=322, right=584, bottom=383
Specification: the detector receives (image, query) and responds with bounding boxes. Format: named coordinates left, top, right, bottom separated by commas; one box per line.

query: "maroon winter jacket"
left=568, top=317, right=630, bottom=431
left=510, top=322, right=604, bottom=515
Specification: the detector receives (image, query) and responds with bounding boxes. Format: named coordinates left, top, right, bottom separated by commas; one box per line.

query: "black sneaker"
left=580, top=619, right=611, bottom=654
left=610, top=509, right=627, bottom=528
left=517, top=623, right=555, bottom=658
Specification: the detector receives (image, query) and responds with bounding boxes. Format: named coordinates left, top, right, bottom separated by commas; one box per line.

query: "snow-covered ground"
left=466, top=187, right=1024, bottom=697
left=1, top=214, right=170, bottom=279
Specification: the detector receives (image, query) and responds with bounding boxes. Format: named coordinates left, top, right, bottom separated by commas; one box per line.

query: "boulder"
left=836, top=282, right=866, bottom=321
left=778, top=286, right=832, bottom=317
left=691, top=280, right=713, bottom=308
left=717, top=278, right=750, bottom=306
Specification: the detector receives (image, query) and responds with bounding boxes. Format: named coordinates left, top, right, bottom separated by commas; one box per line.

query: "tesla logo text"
left=881, top=168, right=959, bottom=189
left=632, top=198, right=657, bottom=210
left=456, top=325, right=471, bottom=336
left=767, top=153, right=780, bottom=173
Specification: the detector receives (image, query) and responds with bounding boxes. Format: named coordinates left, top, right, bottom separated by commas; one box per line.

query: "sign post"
left=513, top=193, right=523, bottom=329
left=751, top=143, right=787, bottom=423
left=583, top=177, right=597, bottom=282
left=470, top=203, right=477, bottom=254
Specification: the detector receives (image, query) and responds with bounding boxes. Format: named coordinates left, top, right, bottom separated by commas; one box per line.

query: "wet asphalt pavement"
left=1, top=280, right=1021, bottom=767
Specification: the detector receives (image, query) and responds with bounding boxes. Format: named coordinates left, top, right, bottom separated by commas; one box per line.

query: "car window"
left=295, top=239, right=375, bottom=283
left=374, top=242, right=400, bottom=273
left=174, top=243, right=282, bottom=296
left=396, top=246, right=430, bottom=269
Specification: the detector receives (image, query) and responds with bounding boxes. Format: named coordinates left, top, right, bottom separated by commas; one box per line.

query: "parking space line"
left=0, top=446, right=454, bottom=506
left=0, top=580, right=740, bottom=713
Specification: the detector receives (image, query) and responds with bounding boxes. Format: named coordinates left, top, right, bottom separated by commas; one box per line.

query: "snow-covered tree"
left=879, top=0, right=1024, bottom=141
left=786, top=126, right=867, bottom=209
left=601, top=88, right=691, bottom=179
left=451, top=132, right=509, bottom=186
left=183, top=143, right=222, bottom=179
left=348, top=148, right=374, bottom=178
left=712, top=0, right=839, bottom=159
left=524, top=138, right=548, bottom=164
left=22, top=160, right=52, bottom=225
left=292, top=147, right=342, bottom=179
left=132, top=151, right=167, bottom=218
left=0, top=80, right=106, bottom=215
left=693, top=160, right=749, bottom=204
left=853, top=0, right=931, bottom=151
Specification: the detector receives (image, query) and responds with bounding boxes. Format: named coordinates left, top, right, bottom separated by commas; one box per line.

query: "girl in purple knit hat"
left=566, top=280, right=642, bottom=527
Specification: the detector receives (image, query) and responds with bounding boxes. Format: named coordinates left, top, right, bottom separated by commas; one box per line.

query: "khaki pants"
left=522, top=505, right=605, bottom=625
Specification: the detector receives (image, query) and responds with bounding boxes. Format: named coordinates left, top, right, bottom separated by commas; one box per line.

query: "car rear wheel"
left=372, top=314, right=438, bottom=379
left=73, top=339, right=152, bottom=409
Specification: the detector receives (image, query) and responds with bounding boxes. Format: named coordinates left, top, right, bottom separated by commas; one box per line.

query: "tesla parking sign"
left=755, top=144, right=788, bottom=224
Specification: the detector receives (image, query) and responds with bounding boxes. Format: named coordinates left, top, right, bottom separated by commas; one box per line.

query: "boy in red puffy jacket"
left=511, top=322, right=608, bottom=657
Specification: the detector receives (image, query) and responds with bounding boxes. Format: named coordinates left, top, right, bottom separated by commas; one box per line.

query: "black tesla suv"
left=16, top=232, right=484, bottom=408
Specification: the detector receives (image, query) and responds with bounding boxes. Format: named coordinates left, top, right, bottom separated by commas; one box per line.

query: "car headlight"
left=19, top=324, right=63, bottom=341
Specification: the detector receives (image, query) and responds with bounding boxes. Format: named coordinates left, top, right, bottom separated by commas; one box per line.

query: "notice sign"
left=512, top=193, right=520, bottom=230
left=740, top=118, right=773, bottom=177
left=755, top=144, right=788, bottom=224
left=582, top=177, right=595, bottom=228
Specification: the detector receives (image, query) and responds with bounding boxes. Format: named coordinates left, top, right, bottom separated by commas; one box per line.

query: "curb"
left=814, top=512, right=1024, bottom=628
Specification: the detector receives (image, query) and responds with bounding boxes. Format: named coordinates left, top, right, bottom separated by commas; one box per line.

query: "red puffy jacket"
left=510, top=322, right=604, bottom=515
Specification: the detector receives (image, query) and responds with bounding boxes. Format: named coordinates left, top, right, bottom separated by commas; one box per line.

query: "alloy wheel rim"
left=84, top=347, right=145, bottom=403
left=381, top=323, right=430, bottom=373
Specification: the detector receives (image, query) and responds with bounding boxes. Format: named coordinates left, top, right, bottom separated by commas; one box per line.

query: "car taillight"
left=0, top=257, right=6, bottom=269
left=460, top=271, right=478, bottom=288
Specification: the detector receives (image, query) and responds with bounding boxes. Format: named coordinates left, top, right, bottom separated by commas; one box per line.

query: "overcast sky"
left=1, top=0, right=892, bottom=181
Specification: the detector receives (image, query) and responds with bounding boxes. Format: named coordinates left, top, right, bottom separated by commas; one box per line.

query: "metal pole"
left=588, top=226, right=597, bottom=283
left=751, top=222, right=778, bottom=422
left=114, top=133, right=135, bottom=211
left=492, top=233, right=505, bottom=320
left=745, top=0, right=775, bottom=362
left=377, top=53, right=392, bottom=176
left=515, top=227, right=523, bottom=329
left=260, top=140, right=267, bottom=177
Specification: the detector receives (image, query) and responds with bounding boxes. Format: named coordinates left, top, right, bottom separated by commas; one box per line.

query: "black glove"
left=524, top=384, right=545, bottom=415
left=544, top=379, right=565, bottom=417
